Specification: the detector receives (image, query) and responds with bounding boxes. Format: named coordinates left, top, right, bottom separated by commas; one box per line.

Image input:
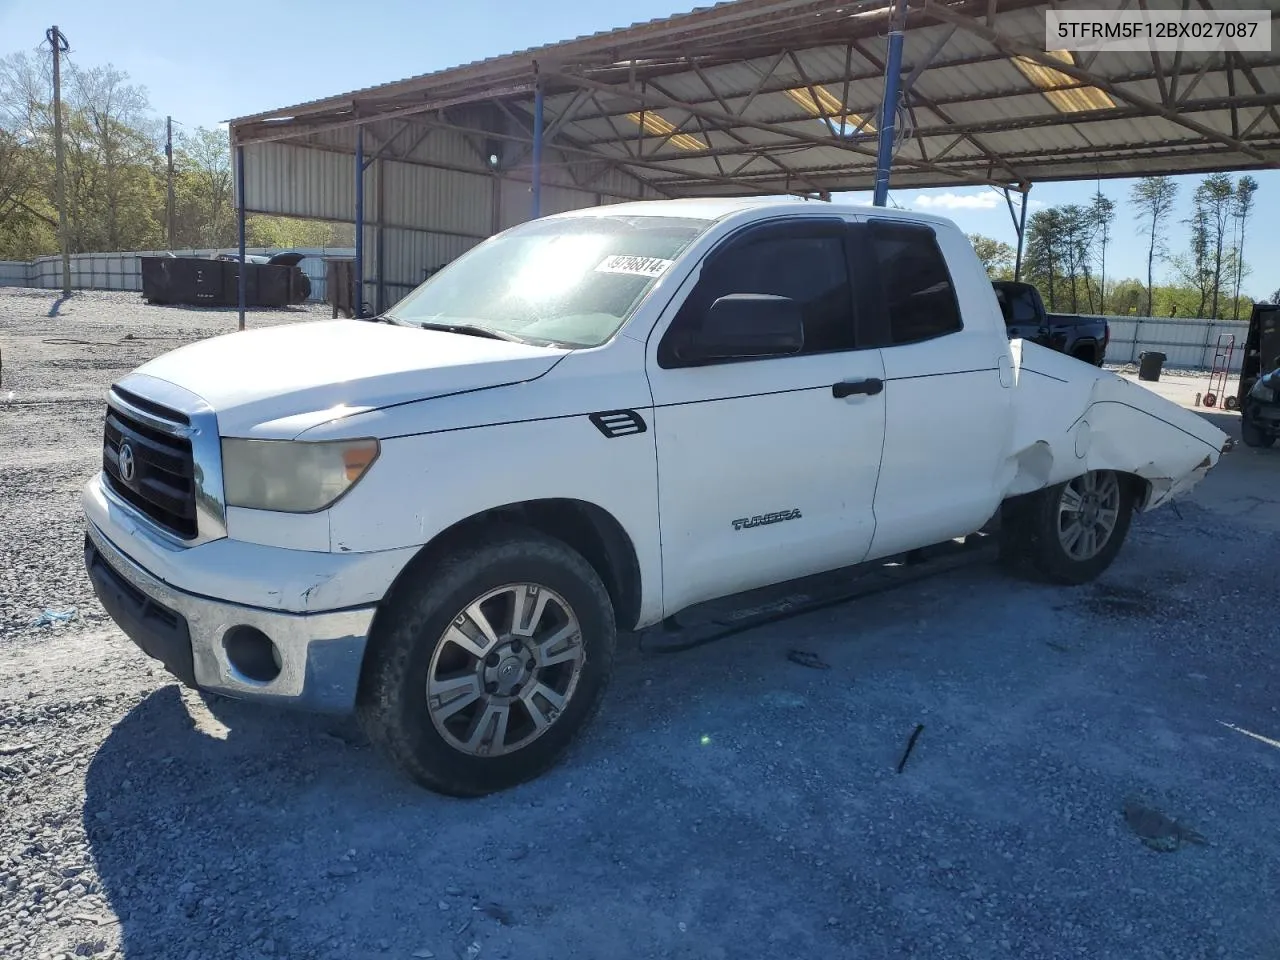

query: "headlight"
left=222, top=438, right=380, bottom=513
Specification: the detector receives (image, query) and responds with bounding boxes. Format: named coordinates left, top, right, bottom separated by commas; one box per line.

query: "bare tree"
left=1231, top=175, right=1258, bottom=321
left=1129, top=176, right=1177, bottom=317
left=175, top=126, right=234, bottom=246
left=1090, top=190, right=1115, bottom=314
left=1191, top=173, right=1235, bottom=319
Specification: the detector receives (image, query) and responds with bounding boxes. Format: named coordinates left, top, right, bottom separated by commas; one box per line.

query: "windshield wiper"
left=411, top=321, right=531, bottom=344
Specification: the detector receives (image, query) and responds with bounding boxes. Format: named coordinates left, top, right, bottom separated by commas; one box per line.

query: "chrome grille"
left=102, top=388, right=198, bottom=540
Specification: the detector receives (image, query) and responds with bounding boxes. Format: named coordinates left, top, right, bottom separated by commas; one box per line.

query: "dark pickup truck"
left=992, top=280, right=1110, bottom=366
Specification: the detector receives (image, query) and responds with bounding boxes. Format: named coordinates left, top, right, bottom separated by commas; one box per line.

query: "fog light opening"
left=223, top=626, right=282, bottom=683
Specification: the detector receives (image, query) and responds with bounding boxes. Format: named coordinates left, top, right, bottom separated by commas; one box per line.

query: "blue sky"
left=2, top=0, right=1276, bottom=297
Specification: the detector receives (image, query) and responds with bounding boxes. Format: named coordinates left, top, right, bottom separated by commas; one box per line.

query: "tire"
left=1000, top=469, right=1135, bottom=586
left=1240, top=408, right=1276, bottom=448
left=357, top=526, right=616, bottom=797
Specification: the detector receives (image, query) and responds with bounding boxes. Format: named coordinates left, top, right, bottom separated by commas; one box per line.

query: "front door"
left=644, top=217, right=887, bottom=616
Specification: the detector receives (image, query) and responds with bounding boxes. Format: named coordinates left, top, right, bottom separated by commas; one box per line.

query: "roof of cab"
left=546, top=196, right=960, bottom=229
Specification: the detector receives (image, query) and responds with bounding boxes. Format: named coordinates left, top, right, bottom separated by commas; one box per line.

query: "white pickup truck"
left=83, top=198, right=1229, bottom=796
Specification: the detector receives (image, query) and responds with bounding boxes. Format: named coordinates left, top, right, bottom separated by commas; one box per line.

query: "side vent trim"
left=589, top=410, right=648, bottom=438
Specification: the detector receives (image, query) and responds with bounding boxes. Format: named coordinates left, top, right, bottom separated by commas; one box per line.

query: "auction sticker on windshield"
left=595, top=255, right=674, bottom=278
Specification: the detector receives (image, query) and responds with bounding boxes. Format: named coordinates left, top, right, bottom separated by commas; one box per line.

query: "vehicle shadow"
left=82, top=644, right=740, bottom=960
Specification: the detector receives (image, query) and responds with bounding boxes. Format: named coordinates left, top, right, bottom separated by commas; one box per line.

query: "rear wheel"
left=1001, top=470, right=1135, bottom=585
left=1240, top=406, right=1275, bottom=448
left=357, top=527, right=616, bottom=796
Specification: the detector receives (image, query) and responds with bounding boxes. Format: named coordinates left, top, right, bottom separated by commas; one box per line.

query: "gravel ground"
left=2, top=287, right=1280, bottom=960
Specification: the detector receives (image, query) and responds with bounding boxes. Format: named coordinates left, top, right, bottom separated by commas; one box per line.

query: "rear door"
left=851, top=218, right=1015, bottom=560
left=644, top=216, right=888, bottom=615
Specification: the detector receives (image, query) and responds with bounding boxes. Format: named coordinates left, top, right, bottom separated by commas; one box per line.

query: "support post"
left=873, top=0, right=909, bottom=207
left=355, top=126, right=365, bottom=318
left=166, top=116, right=175, bottom=249
left=48, top=25, right=71, bottom=299
left=531, top=69, right=544, bottom=220
left=236, top=144, right=247, bottom=331
left=1014, top=183, right=1030, bottom=282
left=375, top=157, right=386, bottom=315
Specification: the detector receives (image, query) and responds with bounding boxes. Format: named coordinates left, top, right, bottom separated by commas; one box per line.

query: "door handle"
left=832, top=378, right=883, bottom=399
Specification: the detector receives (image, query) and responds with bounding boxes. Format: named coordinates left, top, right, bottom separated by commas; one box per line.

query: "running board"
left=639, top=532, right=1000, bottom=654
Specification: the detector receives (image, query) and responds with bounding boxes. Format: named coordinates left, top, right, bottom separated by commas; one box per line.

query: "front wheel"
left=1240, top=407, right=1275, bottom=448
left=1000, top=470, right=1136, bottom=585
left=357, top=528, right=616, bottom=796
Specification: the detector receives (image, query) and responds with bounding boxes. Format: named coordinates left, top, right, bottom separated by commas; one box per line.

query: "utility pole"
left=165, top=116, right=175, bottom=249
left=47, top=25, right=71, bottom=299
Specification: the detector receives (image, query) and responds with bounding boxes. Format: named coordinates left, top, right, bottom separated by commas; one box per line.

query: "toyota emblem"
left=118, top=442, right=136, bottom=483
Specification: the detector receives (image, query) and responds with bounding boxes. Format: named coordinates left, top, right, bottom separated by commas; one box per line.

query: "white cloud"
left=909, top=191, right=1001, bottom=211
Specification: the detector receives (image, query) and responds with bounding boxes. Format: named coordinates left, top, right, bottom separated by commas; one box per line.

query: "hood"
left=133, top=319, right=567, bottom=438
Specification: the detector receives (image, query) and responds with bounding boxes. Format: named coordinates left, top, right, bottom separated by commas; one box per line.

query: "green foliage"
left=246, top=215, right=352, bottom=249
left=968, top=233, right=1015, bottom=279
left=0, top=49, right=344, bottom=261
left=1021, top=173, right=1261, bottom=320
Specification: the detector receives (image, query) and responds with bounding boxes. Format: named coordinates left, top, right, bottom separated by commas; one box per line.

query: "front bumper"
left=85, top=520, right=375, bottom=713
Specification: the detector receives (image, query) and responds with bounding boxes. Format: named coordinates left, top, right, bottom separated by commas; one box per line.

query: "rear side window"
left=995, top=285, right=1039, bottom=324
left=868, top=221, right=963, bottom=345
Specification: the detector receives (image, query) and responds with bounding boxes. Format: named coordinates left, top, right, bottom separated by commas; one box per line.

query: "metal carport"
left=226, top=0, right=1280, bottom=325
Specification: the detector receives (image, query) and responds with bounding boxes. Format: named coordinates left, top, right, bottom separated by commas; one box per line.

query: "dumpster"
left=141, top=253, right=311, bottom=308
left=1138, top=351, right=1166, bottom=382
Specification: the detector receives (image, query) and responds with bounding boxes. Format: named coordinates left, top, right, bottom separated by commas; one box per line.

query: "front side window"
left=385, top=215, right=709, bottom=347
left=661, top=227, right=857, bottom=363
left=868, top=221, right=963, bottom=345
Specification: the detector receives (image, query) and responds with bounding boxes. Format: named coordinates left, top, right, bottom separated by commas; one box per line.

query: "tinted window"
left=663, top=229, right=856, bottom=363
left=995, top=285, right=1039, bottom=324
left=869, top=222, right=963, bottom=345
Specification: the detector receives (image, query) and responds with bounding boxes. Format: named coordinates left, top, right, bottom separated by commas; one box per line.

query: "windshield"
left=384, top=214, right=710, bottom=347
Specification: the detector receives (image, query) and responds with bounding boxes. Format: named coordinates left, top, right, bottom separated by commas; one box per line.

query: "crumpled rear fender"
left=998, top=341, right=1229, bottom=511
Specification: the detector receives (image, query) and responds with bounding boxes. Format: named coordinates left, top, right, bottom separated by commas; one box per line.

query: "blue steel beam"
left=873, top=0, right=910, bottom=207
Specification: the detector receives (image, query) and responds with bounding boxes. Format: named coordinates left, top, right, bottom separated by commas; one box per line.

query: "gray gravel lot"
left=2, top=287, right=1280, bottom=960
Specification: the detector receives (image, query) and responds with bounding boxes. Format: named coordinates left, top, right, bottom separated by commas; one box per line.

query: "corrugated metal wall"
left=0, top=261, right=28, bottom=286
left=238, top=113, right=663, bottom=311
left=1104, top=316, right=1250, bottom=371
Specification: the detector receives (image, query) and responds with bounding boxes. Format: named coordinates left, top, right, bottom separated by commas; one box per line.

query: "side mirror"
left=678, top=293, right=804, bottom=363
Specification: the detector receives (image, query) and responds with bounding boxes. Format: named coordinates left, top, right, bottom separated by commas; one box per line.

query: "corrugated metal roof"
left=231, top=0, right=1280, bottom=197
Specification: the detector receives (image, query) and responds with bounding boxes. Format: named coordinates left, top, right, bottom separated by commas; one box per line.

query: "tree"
left=0, top=49, right=163, bottom=256
left=1231, top=175, right=1258, bottom=321
left=1271, top=287, right=1280, bottom=305
left=1090, top=190, right=1115, bottom=314
left=1176, top=193, right=1212, bottom=318
left=1056, top=204, right=1095, bottom=313
left=1192, top=173, right=1235, bottom=319
left=968, top=233, right=1015, bottom=278
left=64, top=62, right=163, bottom=252
left=1108, top=278, right=1146, bottom=315
left=0, top=50, right=59, bottom=258
left=1024, top=207, right=1065, bottom=308
left=174, top=126, right=234, bottom=247
left=246, top=215, right=351, bottom=249
left=1129, top=176, right=1177, bottom=317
